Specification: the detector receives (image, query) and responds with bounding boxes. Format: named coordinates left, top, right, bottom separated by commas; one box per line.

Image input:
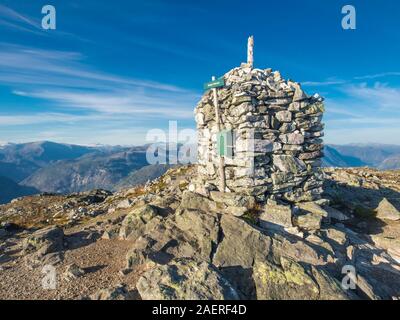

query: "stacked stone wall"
left=195, top=65, right=325, bottom=204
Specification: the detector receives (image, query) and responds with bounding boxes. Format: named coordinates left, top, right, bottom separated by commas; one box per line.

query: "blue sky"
left=0, top=0, right=399, bottom=145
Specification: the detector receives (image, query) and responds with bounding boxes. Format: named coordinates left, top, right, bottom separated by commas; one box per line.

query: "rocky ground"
left=0, top=166, right=399, bottom=300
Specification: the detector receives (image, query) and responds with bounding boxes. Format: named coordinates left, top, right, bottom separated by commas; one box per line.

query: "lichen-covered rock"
left=125, top=209, right=220, bottom=268
left=179, top=191, right=218, bottom=213
left=90, top=284, right=132, bottom=300
left=23, top=226, right=64, bottom=255
left=213, top=215, right=271, bottom=268
left=253, top=257, right=348, bottom=300
left=297, top=202, right=329, bottom=218
left=212, top=214, right=272, bottom=298
left=209, top=191, right=255, bottom=208
left=259, top=201, right=293, bottom=229
left=119, top=205, right=159, bottom=240
left=294, top=211, right=323, bottom=231
left=136, top=258, right=240, bottom=300
left=253, top=257, right=320, bottom=300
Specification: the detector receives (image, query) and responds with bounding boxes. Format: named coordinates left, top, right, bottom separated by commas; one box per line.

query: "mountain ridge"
left=1, top=141, right=400, bottom=204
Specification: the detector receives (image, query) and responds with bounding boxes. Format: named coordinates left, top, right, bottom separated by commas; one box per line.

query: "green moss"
left=354, top=205, right=376, bottom=218
left=241, top=211, right=258, bottom=225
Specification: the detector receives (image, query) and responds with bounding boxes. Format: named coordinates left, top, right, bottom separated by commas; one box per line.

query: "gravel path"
left=0, top=237, right=141, bottom=300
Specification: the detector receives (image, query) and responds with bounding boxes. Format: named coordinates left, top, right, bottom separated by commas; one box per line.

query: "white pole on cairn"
left=247, top=35, right=254, bottom=68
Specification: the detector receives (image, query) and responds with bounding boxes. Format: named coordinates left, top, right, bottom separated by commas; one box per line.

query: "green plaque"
left=203, top=78, right=225, bottom=90
left=217, top=130, right=233, bottom=158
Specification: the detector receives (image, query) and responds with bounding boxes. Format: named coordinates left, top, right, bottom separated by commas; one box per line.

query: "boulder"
left=209, top=191, right=255, bottom=208
left=375, top=198, right=400, bottom=221
left=253, top=257, right=319, bottom=300
left=294, top=212, right=323, bottom=231
left=125, top=209, right=220, bottom=268
left=322, top=228, right=348, bottom=247
left=117, top=199, right=133, bottom=209
left=179, top=191, right=218, bottom=213
left=23, top=226, right=64, bottom=256
left=136, top=258, right=240, bottom=300
left=324, top=206, right=350, bottom=221
left=224, top=206, right=248, bottom=217
left=213, top=215, right=271, bottom=268
left=119, top=205, right=159, bottom=240
left=294, top=202, right=328, bottom=231
left=259, top=201, right=293, bottom=229
left=253, top=257, right=348, bottom=300
left=297, top=202, right=328, bottom=218
left=90, top=284, right=132, bottom=300
left=213, top=215, right=272, bottom=298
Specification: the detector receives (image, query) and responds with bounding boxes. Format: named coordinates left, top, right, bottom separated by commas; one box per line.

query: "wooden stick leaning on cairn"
left=211, top=76, right=227, bottom=192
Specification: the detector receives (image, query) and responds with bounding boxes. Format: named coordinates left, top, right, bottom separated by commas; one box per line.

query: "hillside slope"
left=21, top=147, right=149, bottom=193
left=0, top=141, right=98, bottom=182
left=0, top=176, right=39, bottom=204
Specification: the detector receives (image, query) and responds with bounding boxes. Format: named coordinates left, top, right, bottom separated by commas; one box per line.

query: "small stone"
left=375, top=198, right=400, bottom=221
left=224, top=206, right=248, bottom=217
left=294, top=212, right=323, bottom=231
left=275, top=111, right=292, bottom=122
left=324, top=206, right=349, bottom=221
left=64, top=263, right=85, bottom=281
left=101, top=231, right=111, bottom=240
left=259, top=201, right=293, bottom=229
left=273, top=155, right=306, bottom=174
left=280, top=133, right=304, bottom=145
left=90, top=284, right=130, bottom=300
left=117, top=199, right=133, bottom=209
left=119, top=268, right=132, bottom=276
left=323, top=228, right=348, bottom=246
left=297, top=202, right=328, bottom=218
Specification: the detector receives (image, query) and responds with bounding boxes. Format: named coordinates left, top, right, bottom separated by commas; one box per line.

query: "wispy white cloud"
left=0, top=4, right=44, bottom=36
left=0, top=4, right=41, bottom=28
left=0, top=43, right=199, bottom=127
left=302, top=79, right=347, bottom=87
left=0, top=43, right=187, bottom=92
left=354, top=72, right=400, bottom=80
left=12, top=89, right=197, bottom=119
left=0, top=40, right=200, bottom=147
left=342, top=82, right=400, bottom=110
left=0, top=112, right=108, bottom=126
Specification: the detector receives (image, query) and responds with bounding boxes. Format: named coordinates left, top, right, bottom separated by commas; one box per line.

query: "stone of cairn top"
left=193, top=36, right=325, bottom=205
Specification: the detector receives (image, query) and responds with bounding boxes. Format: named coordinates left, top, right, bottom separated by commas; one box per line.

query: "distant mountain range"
left=323, top=144, right=400, bottom=169
left=1, top=141, right=400, bottom=204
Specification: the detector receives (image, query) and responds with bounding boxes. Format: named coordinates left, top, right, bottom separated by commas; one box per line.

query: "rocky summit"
left=0, top=165, right=399, bottom=300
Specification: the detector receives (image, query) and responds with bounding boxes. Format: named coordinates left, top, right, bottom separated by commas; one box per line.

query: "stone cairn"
left=193, top=39, right=325, bottom=224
